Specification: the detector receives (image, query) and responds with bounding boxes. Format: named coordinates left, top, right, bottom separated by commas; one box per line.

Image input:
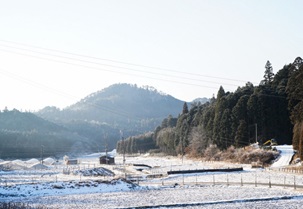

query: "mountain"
left=0, top=109, right=92, bottom=159
left=38, top=83, right=184, bottom=123
left=35, top=83, right=185, bottom=152
left=0, top=84, right=188, bottom=159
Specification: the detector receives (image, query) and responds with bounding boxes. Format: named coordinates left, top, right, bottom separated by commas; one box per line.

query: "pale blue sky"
left=0, top=0, right=302, bottom=111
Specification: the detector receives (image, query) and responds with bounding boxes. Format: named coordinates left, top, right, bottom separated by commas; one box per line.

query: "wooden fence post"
left=241, top=174, right=243, bottom=186
left=196, top=174, right=198, bottom=185
left=255, top=173, right=257, bottom=187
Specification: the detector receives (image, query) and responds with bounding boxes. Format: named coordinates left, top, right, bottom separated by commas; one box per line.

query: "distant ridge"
left=0, top=83, right=209, bottom=158
left=38, top=83, right=184, bottom=124
left=34, top=83, right=186, bottom=153
left=0, top=109, right=91, bottom=159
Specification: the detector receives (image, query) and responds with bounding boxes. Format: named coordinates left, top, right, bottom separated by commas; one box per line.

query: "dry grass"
left=200, top=145, right=279, bottom=166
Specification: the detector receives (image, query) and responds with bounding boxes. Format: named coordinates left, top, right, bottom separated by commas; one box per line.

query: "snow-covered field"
left=1, top=151, right=303, bottom=208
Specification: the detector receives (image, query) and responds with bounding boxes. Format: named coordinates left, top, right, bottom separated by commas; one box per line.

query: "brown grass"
left=200, top=145, right=279, bottom=166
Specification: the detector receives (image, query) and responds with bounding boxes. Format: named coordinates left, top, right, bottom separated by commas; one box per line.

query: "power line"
left=0, top=48, right=234, bottom=92
left=0, top=39, right=257, bottom=84
left=0, top=47, right=239, bottom=90
left=0, top=68, right=141, bottom=119
left=0, top=43, right=244, bottom=87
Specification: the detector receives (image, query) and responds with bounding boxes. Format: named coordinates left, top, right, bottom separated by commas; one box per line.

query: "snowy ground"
left=1, top=151, right=303, bottom=208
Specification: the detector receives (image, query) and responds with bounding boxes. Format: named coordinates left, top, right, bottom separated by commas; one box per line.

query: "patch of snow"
left=73, top=167, right=114, bottom=177
left=0, top=179, right=142, bottom=202
left=25, top=158, right=40, bottom=165
left=43, top=158, right=56, bottom=165
left=0, top=161, right=27, bottom=170
left=28, top=163, right=49, bottom=170
left=11, top=160, right=23, bottom=165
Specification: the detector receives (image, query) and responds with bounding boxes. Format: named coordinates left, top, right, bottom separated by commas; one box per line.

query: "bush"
left=237, top=148, right=279, bottom=165
left=202, top=145, right=279, bottom=165
left=204, top=144, right=220, bottom=161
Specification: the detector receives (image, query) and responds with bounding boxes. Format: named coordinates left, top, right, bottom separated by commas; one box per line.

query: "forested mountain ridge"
left=0, top=109, right=64, bottom=132
left=0, top=84, right=192, bottom=159
left=36, top=84, right=186, bottom=151
left=0, top=109, right=92, bottom=158
left=37, top=83, right=184, bottom=126
left=67, top=84, right=183, bottom=118
left=117, top=57, right=303, bottom=160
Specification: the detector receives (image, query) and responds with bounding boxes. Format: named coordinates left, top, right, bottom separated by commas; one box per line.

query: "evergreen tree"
left=293, top=57, right=303, bottom=70
left=287, top=62, right=303, bottom=159
left=235, top=120, right=248, bottom=147
left=182, top=102, right=189, bottom=114
left=219, top=109, right=232, bottom=149
left=261, top=60, right=274, bottom=85
left=118, top=57, right=297, bottom=158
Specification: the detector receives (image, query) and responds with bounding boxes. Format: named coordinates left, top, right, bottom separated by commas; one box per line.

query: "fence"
left=130, top=172, right=303, bottom=190
left=268, top=167, right=303, bottom=174
left=2, top=163, right=303, bottom=191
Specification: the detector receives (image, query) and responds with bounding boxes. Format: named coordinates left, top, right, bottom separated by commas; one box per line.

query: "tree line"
left=117, top=57, right=303, bottom=159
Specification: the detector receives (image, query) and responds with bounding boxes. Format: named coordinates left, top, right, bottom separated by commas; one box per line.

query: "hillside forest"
left=0, top=84, right=184, bottom=159
left=117, top=57, right=303, bottom=160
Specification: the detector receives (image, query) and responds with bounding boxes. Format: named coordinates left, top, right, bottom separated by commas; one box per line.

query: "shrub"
left=204, top=144, right=220, bottom=161
left=202, top=145, right=279, bottom=165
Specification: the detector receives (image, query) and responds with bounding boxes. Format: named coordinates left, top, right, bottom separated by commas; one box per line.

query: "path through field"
left=271, top=145, right=294, bottom=168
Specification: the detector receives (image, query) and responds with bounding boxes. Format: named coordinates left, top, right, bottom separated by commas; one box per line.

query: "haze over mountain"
left=0, top=109, right=91, bottom=159
left=1, top=84, right=202, bottom=158
left=38, top=83, right=185, bottom=125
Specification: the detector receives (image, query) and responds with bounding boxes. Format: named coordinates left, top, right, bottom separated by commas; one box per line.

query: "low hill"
left=0, top=109, right=92, bottom=159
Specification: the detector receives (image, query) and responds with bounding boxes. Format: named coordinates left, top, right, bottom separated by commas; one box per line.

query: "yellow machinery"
left=262, top=139, right=278, bottom=150
left=263, top=139, right=277, bottom=146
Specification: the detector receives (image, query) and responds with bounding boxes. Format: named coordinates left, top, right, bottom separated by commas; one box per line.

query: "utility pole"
left=122, top=136, right=126, bottom=165
left=104, top=133, right=108, bottom=165
left=120, top=130, right=126, bottom=165
left=255, top=123, right=258, bottom=144
left=181, top=136, right=184, bottom=164
left=120, top=130, right=126, bottom=178
left=40, top=145, right=44, bottom=165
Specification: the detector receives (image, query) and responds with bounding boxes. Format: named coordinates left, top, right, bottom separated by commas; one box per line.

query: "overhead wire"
left=0, top=43, right=243, bottom=87
left=0, top=40, right=290, bottom=119
left=0, top=49, right=240, bottom=93
left=0, top=39, right=258, bottom=84
left=0, top=48, right=234, bottom=91
left=0, top=68, right=142, bottom=119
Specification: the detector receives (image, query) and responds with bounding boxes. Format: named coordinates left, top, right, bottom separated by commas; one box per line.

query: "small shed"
left=99, top=155, right=115, bottom=165
left=66, top=159, right=78, bottom=165
left=63, top=155, right=78, bottom=165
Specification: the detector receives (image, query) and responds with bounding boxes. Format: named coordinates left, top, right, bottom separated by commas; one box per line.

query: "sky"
left=0, top=0, right=302, bottom=111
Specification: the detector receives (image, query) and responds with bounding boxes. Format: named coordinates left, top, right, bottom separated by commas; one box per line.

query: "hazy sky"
left=0, top=0, right=302, bottom=111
